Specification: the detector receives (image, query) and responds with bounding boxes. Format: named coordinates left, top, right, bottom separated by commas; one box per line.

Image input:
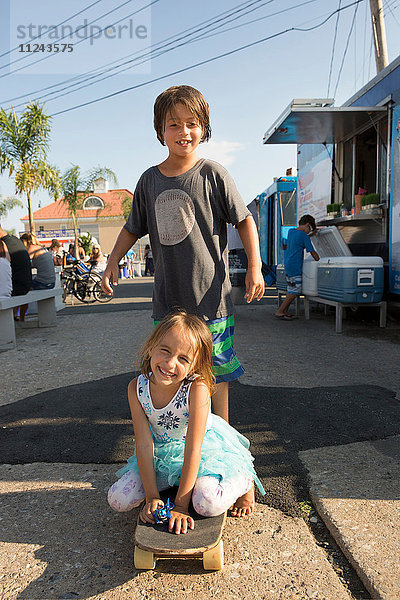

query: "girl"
left=108, top=310, right=265, bottom=534
left=89, top=244, right=107, bottom=274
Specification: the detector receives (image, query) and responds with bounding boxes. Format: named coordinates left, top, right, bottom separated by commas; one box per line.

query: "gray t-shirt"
left=125, top=158, right=251, bottom=321
left=32, top=250, right=55, bottom=285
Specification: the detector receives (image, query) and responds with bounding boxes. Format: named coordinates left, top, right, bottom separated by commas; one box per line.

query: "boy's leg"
left=276, top=275, right=301, bottom=317
left=275, top=293, right=296, bottom=316
left=212, top=382, right=229, bottom=422
left=19, top=303, right=29, bottom=322
left=207, top=315, right=244, bottom=424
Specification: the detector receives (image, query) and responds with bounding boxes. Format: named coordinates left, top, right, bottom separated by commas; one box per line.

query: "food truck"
left=256, top=175, right=297, bottom=281
left=262, top=54, right=400, bottom=299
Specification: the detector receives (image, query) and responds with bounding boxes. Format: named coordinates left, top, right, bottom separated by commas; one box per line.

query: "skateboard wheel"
left=134, top=546, right=156, bottom=570
left=203, top=540, right=224, bottom=570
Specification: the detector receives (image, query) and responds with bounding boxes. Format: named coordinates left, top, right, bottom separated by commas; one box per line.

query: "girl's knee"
left=107, top=474, right=144, bottom=512
left=192, top=476, right=225, bottom=517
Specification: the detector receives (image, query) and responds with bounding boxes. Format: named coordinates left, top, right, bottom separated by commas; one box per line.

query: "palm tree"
left=0, top=102, right=60, bottom=233
left=0, top=194, right=23, bottom=219
left=61, top=165, right=118, bottom=258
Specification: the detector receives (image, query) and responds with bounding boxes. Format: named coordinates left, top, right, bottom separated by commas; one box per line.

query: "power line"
left=333, top=2, right=360, bottom=98
left=2, top=0, right=264, bottom=104
left=29, top=0, right=277, bottom=106
left=7, top=0, right=333, bottom=110
left=2, top=0, right=274, bottom=106
left=0, top=0, right=142, bottom=75
left=383, top=0, right=400, bottom=24
left=0, top=0, right=106, bottom=60
left=51, top=0, right=365, bottom=117
left=327, top=0, right=342, bottom=97
left=179, top=0, right=320, bottom=43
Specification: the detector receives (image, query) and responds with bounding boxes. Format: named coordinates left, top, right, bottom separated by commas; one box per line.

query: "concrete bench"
left=0, top=288, right=62, bottom=351
left=303, top=295, right=387, bottom=334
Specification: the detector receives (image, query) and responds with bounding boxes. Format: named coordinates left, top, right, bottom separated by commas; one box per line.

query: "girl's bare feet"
left=231, top=485, right=254, bottom=517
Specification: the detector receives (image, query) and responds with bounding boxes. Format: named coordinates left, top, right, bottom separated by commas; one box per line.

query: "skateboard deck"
left=134, top=487, right=226, bottom=570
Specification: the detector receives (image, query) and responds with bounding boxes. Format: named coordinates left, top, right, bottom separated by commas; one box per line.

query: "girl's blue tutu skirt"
left=116, top=414, right=265, bottom=495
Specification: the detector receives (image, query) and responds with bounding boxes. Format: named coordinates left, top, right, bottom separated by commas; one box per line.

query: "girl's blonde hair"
left=139, top=310, right=215, bottom=394
left=153, top=85, right=211, bottom=146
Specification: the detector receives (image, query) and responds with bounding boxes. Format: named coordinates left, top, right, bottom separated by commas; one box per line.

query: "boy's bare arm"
left=311, top=250, right=320, bottom=261
left=236, top=216, right=264, bottom=303
left=101, top=227, right=138, bottom=294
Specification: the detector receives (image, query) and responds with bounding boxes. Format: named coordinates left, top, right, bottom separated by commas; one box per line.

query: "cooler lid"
left=311, top=226, right=352, bottom=258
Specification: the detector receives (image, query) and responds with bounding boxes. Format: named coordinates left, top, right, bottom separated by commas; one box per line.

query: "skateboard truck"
left=154, top=498, right=175, bottom=524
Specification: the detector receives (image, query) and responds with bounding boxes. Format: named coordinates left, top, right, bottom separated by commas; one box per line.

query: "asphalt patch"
left=1, top=377, right=398, bottom=517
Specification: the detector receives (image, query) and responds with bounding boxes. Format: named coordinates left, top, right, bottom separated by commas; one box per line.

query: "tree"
left=61, top=165, right=118, bottom=258
left=0, top=102, right=60, bottom=233
left=78, top=232, right=93, bottom=255
left=122, top=193, right=133, bottom=221
left=0, top=194, right=23, bottom=219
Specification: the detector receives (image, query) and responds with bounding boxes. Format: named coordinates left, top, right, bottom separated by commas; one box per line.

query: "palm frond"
left=86, top=165, right=118, bottom=189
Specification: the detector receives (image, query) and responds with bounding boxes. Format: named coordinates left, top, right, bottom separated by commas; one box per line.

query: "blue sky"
left=1, top=0, right=399, bottom=233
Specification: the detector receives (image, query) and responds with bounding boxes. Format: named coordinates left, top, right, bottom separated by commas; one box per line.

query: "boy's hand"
left=101, top=260, right=119, bottom=295
left=244, top=266, right=265, bottom=303
left=168, top=506, right=195, bottom=534
left=139, top=498, right=164, bottom=524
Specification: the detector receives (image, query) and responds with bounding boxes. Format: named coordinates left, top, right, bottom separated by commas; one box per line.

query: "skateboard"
left=134, top=487, right=226, bottom=570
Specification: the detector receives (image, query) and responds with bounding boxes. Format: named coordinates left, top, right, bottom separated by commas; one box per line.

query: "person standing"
left=275, top=214, right=319, bottom=320
left=144, top=244, right=154, bottom=276
left=102, top=84, right=264, bottom=443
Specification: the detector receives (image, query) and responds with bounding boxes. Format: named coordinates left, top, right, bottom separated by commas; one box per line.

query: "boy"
left=275, top=214, right=319, bottom=320
left=102, top=85, right=264, bottom=424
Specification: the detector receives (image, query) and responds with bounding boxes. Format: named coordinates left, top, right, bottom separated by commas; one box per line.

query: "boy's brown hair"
left=298, top=214, right=316, bottom=230
left=153, top=85, right=211, bottom=146
left=139, top=309, right=215, bottom=395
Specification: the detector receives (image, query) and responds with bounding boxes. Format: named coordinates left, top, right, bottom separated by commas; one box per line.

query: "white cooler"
left=302, top=257, right=320, bottom=296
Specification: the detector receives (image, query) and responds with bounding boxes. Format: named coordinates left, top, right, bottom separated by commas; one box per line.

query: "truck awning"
left=263, top=100, right=387, bottom=144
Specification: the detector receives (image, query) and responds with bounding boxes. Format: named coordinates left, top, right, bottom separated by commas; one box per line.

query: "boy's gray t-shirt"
left=125, top=158, right=251, bottom=321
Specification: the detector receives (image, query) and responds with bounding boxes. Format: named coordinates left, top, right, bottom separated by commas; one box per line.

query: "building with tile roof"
left=21, top=178, right=135, bottom=254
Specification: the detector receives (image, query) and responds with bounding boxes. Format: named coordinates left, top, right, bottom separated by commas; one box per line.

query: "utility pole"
left=369, top=0, right=389, bottom=72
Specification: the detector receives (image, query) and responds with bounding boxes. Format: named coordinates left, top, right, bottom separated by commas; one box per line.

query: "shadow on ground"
left=1, top=376, right=399, bottom=516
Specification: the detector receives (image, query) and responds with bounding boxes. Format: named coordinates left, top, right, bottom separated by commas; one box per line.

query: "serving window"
left=339, top=116, right=388, bottom=210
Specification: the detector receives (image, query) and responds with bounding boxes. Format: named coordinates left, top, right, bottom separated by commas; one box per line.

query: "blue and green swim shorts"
left=207, top=314, right=244, bottom=383
left=154, top=314, right=244, bottom=384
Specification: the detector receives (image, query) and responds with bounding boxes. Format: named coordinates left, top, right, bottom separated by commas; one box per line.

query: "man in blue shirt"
left=276, top=215, right=319, bottom=320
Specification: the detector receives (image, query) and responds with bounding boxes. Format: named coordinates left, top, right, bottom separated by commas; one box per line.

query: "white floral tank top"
left=136, top=373, right=211, bottom=444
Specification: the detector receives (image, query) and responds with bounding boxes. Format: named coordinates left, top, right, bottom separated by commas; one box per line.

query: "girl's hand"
left=139, top=498, right=164, bottom=524
left=168, top=506, right=195, bottom=535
